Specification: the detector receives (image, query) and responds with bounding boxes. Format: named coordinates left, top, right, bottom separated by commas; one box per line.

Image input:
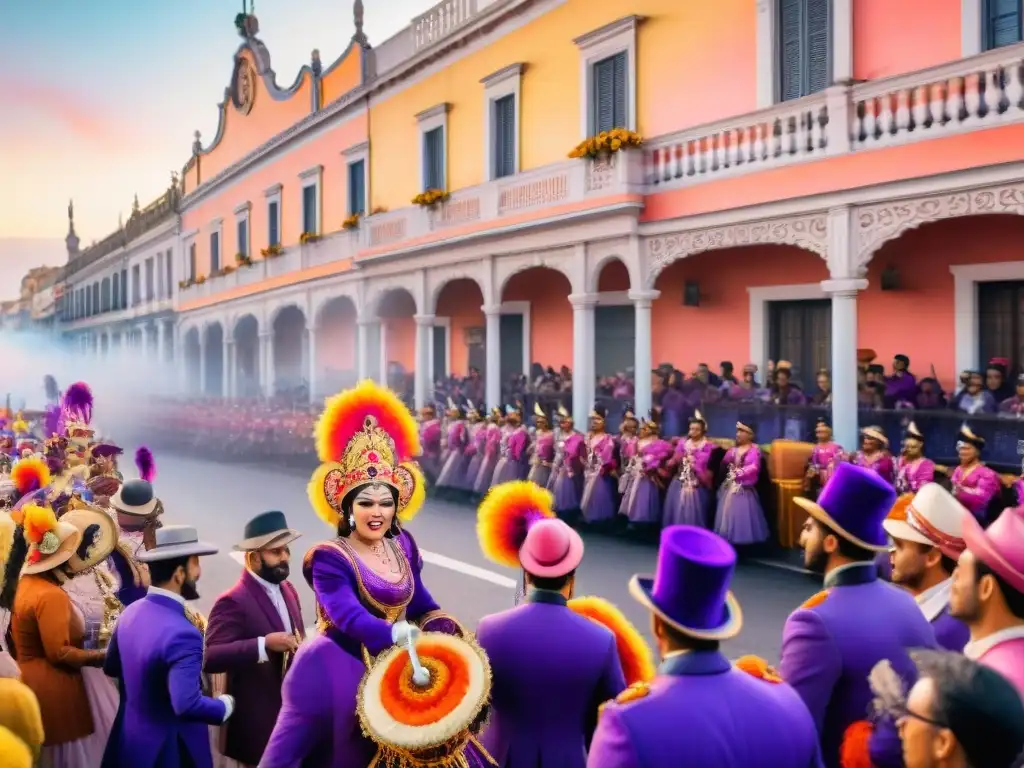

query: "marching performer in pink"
left=459, top=402, right=488, bottom=493
left=619, top=411, right=673, bottom=530
left=894, top=421, right=935, bottom=495
left=616, top=409, right=639, bottom=502
left=580, top=406, right=618, bottom=525
left=663, top=411, right=713, bottom=528
left=549, top=405, right=585, bottom=521
left=714, top=422, right=769, bottom=546
left=473, top=408, right=504, bottom=496
left=527, top=403, right=555, bottom=488
left=851, top=426, right=894, bottom=485
left=950, top=424, right=1001, bottom=525
left=435, top=399, right=468, bottom=493
left=804, top=417, right=843, bottom=498
left=491, top=404, right=531, bottom=485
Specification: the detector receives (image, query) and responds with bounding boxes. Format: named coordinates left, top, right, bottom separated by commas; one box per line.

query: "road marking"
left=227, top=546, right=516, bottom=589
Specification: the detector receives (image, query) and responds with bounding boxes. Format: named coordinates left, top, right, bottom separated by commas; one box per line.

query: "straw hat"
left=62, top=505, right=119, bottom=574
left=20, top=505, right=81, bottom=576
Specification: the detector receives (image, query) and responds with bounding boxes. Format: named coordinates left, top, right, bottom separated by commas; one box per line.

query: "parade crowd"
left=0, top=375, right=1023, bottom=767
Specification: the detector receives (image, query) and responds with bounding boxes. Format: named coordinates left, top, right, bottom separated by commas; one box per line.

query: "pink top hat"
left=518, top=518, right=584, bottom=578
left=962, top=505, right=1024, bottom=594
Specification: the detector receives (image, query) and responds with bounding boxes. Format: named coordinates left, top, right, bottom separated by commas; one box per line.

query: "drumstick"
left=405, top=635, right=431, bottom=687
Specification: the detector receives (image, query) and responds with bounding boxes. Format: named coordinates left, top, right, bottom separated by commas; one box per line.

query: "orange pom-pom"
left=314, top=380, right=420, bottom=465
left=735, top=655, right=783, bottom=683
left=887, top=493, right=914, bottom=522
left=840, top=720, right=875, bottom=768
left=801, top=590, right=831, bottom=610
left=10, top=457, right=51, bottom=496
left=21, top=504, right=57, bottom=546
left=477, top=481, right=554, bottom=568
left=569, top=596, right=656, bottom=686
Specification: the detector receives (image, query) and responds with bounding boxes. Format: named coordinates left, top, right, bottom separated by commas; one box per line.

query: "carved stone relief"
left=856, top=183, right=1024, bottom=268
left=644, top=214, right=828, bottom=287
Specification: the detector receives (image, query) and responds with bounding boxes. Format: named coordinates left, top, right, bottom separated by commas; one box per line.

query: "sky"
left=0, top=0, right=436, bottom=249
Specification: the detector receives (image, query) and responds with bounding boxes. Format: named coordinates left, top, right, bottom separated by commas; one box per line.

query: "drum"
left=357, top=632, right=492, bottom=767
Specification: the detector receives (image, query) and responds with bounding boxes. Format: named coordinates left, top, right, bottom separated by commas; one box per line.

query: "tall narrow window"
left=131, top=265, right=141, bottom=306
left=422, top=127, right=445, bottom=191
left=165, top=249, right=173, bottom=297
left=778, top=0, right=831, bottom=102
left=188, top=243, right=197, bottom=281
left=985, top=0, right=1023, bottom=49
left=210, top=231, right=220, bottom=273
left=237, top=218, right=248, bottom=257
left=120, top=268, right=128, bottom=307
left=492, top=94, right=516, bottom=179
left=145, top=258, right=154, bottom=301
left=591, top=52, right=627, bottom=134
left=112, top=273, right=120, bottom=310
left=302, top=185, right=317, bottom=234
left=348, top=160, right=366, bottom=216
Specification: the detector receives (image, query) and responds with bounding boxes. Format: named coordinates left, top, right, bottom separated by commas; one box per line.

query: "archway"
left=203, top=323, right=224, bottom=396
left=316, top=296, right=358, bottom=394
left=500, top=267, right=573, bottom=388
left=435, top=278, right=485, bottom=393
left=593, top=259, right=634, bottom=379
left=376, top=289, right=416, bottom=397
left=272, top=305, right=306, bottom=396
left=184, top=328, right=201, bottom=395
left=233, top=314, right=260, bottom=397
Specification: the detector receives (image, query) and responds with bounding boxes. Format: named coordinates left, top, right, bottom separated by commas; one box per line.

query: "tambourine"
left=357, top=632, right=491, bottom=767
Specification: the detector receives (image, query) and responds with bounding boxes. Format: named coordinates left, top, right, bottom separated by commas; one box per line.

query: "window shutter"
left=237, top=219, right=247, bottom=256
left=593, top=57, right=616, bottom=133
left=303, top=186, right=317, bottom=233
left=805, top=0, right=830, bottom=95
left=611, top=51, right=627, bottom=129
left=988, top=0, right=1022, bottom=49
left=210, top=232, right=220, bottom=272
left=348, top=161, right=366, bottom=215
left=423, top=128, right=444, bottom=190
left=493, top=95, right=515, bottom=178
left=189, top=244, right=197, bottom=280
left=779, top=0, right=803, bottom=102
left=268, top=201, right=279, bottom=246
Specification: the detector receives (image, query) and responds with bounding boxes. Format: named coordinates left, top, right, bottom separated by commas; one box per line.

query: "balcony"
left=645, top=42, right=1024, bottom=190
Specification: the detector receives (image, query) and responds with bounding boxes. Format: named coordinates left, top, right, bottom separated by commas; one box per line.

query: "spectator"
left=949, top=371, right=996, bottom=415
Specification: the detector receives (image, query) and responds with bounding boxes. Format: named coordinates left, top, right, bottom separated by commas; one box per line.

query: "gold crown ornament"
left=308, top=380, right=426, bottom=528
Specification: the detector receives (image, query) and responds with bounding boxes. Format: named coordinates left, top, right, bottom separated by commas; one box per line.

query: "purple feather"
left=61, top=381, right=93, bottom=425
left=44, top=405, right=63, bottom=438
left=135, top=446, right=156, bottom=482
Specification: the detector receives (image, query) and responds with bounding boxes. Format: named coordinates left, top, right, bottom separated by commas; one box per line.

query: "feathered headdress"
left=568, top=596, right=655, bottom=686
left=61, top=381, right=94, bottom=438
left=135, top=446, right=156, bottom=482
left=477, top=481, right=555, bottom=568
left=11, top=456, right=51, bottom=498
left=307, top=380, right=425, bottom=529
left=11, top=416, right=29, bottom=436
left=43, top=405, right=64, bottom=443
left=22, top=503, right=62, bottom=566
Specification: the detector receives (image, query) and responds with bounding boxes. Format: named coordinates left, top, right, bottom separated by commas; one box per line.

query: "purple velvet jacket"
left=102, top=592, right=227, bottom=768
left=204, top=570, right=306, bottom=766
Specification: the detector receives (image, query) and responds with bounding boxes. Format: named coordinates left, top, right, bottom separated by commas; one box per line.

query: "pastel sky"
left=0, top=0, right=435, bottom=244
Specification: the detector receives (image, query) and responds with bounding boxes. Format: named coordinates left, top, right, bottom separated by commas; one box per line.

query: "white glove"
left=218, top=694, right=235, bottom=722
left=391, top=620, right=420, bottom=647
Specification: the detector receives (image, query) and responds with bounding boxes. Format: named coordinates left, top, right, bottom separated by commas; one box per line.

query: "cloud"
left=0, top=75, right=133, bottom=149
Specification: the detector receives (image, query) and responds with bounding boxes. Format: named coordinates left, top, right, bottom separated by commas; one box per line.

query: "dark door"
left=979, top=280, right=1024, bottom=377
left=499, top=314, right=524, bottom=387
left=465, top=326, right=485, bottom=375
left=768, top=299, right=832, bottom=387
left=595, top=305, right=635, bottom=376
left=432, top=325, right=447, bottom=383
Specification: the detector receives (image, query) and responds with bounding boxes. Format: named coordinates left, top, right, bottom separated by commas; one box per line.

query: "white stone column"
left=414, top=314, right=435, bottom=409
left=483, top=305, right=501, bottom=409
left=198, top=333, right=208, bottom=396
left=259, top=332, right=273, bottom=398
left=307, top=323, right=318, bottom=401
left=569, top=294, right=597, bottom=428
left=356, top=317, right=371, bottom=381
left=157, top=321, right=166, bottom=364
left=629, top=290, right=660, bottom=417
left=832, top=0, right=853, bottom=84
left=222, top=339, right=232, bottom=399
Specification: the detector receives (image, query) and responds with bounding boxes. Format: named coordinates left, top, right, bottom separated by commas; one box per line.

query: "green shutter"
left=492, top=95, right=516, bottom=178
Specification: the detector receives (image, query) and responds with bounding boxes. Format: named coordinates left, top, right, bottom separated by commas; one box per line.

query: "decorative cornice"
left=210, top=217, right=225, bottom=227
left=263, top=183, right=283, bottom=198
left=416, top=102, right=451, bottom=123
left=480, top=62, right=524, bottom=88
left=342, top=140, right=370, bottom=157
left=182, top=228, right=200, bottom=240
left=573, top=15, right=645, bottom=50
left=233, top=201, right=252, bottom=216
left=299, top=164, right=323, bottom=181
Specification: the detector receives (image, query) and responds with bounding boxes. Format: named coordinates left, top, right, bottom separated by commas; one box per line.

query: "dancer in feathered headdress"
left=262, top=380, right=487, bottom=767
left=60, top=381, right=94, bottom=459
left=474, top=480, right=651, bottom=763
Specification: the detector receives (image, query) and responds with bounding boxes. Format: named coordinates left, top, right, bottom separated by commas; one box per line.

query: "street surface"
left=153, top=455, right=818, bottom=661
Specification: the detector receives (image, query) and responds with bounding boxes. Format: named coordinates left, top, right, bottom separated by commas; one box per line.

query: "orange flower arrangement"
left=569, top=596, right=655, bottom=685
left=342, top=213, right=361, bottom=230
left=379, top=641, right=470, bottom=726
left=299, top=232, right=321, bottom=245
left=734, top=655, right=784, bottom=684
left=412, top=189, right=448, bottom=208
left=261, top=243, right=284, bottom=258
left=568, top=128, right=643, bottom=159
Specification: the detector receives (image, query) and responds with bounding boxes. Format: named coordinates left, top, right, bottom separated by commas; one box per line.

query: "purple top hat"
left=794, top=461, right=895, bottom=552
left=628, top=525, right=743, bottom=641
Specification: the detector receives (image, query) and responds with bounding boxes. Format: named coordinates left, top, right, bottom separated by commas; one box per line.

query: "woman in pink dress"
left=472, top=408, right=504, bottom=495
left=804, top=417, right=844, bottom=498
left=852, top=426, right=895, bottom=485
left=950, top=424, right=1001, bottom=525
left=615, top=410, right=639, bottom=501
left=435, top=399, right=468, bottom=492
left=527, top=403, right=555, bottom=488
left=457, top=403, right=487, bottom=493
left=548, top=406, right=586, bottom=521
left=894, top=421, right=935, bottom=496
left=580, top=406, right=619, bottom=525
left=662, top=411, right=714, bottom=528
left=619, top=411, right=673, bottom=529
left=714, top=422, right=769, bottom=546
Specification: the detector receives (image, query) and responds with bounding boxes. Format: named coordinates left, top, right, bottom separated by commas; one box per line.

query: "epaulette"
left=734, top=655, right=783, bottom=684
left=800, top=589, right=830, bottom=610
left=598, top=681, right=651, bottom=718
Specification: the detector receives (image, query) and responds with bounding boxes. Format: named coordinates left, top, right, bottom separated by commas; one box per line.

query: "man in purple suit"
left=476, top=516, right=626, bottom=767
left=205, top=511, right=305, bottom=767
left=786, top=463, right=938, bottom=768
left=587, top=525, right=822, bottom=767
left=884, top=483, right=970, bottom=651
left=102, top=525, right=235, bottom=768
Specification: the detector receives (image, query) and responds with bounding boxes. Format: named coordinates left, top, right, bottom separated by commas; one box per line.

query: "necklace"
left=370, top=540, right=401, bottom=574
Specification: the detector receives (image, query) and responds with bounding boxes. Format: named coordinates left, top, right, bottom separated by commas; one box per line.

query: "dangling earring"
left=347, top=514, right=355, bottom=531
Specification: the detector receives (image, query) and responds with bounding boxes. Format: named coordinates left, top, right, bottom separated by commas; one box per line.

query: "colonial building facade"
left=63, top=0, right=1024, bottom=450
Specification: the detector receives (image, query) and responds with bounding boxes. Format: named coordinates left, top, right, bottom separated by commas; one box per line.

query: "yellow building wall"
left=368, top=0, right=757, bottom=212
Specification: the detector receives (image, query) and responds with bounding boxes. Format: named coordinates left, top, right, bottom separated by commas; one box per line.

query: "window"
left=302, top=185, right=317, bottom=234
left=112, top=273, right=120, bottom=310
left=93, top=283, right=100, bottom=315
left=85, top=288, right=92, bottom=317
left=156, top=252, right=164, bottom=299
left=120, top=268, right=128, bottom=307
left=348, top=160, right=366, bottom=216
left=210, top=231, right=220, bottom=273
left=985, top=0, right=1022, bottom=49
left=101, top=278, right=110, bottom=312
left=778, top=0, right=830, bottom=102
left=237, top=218, right=248, bottom=257
left=131, top=265, right=141, bottom=306
left=768, top=299, right=832, bottom=384
left=165, top=249, right=173, bottom=298
left=423, top=127, right=445, bottom=191
left=492, top=95, right=516, bottom=179
left=265, top=184, right=282, bottom=247
left=188, top=243, right=197, bottom=281
left=591, top=53, right=627, bottom=134
left=979, top=280, right=1024, bottom=377
left=145, top=258, right=154, bottom=301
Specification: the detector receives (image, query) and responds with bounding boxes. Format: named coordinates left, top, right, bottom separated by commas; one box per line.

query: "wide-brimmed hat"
left=137, top=525, right=218, bottom=563
left=519, top=518, right=584, bottom=579
left=628, top=525, right=743, bottom=641
left=234, top=511, right=301, bottom=552
left=62, top=505, right=119, bottom=574
left=860, top=426, right=889, bottom=446
left=962, top=504, right=1024, bottom=594
left=90, top=442, right=123, bottom=459
left=957, top=424, right=985, bottom=451
left=110, top=479, right=158, bottom=517
left=794, top=462, right=895, bottom=552
left=883, top=483, right=967, bottom=561
left=21, top=505, right=82, bottom=576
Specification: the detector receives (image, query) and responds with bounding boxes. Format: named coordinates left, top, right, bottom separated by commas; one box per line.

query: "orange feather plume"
left=887, top=493, right=914, bottom=522
left=735, top=655, right=784, bottom=683
left=10, top=456, right=51, bottom=497
left=839, top=721, right=874, bottom=768
left=477, top=481, right=555, bottom=568
left=314, top=380, right=421, bottom=464
left=22, top=504, right=57, bottom=546
left=568, top=596, right=656, bottom=686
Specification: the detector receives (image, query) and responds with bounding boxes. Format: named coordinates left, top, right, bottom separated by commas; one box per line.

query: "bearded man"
left=204, top=511, right=305, bottom=767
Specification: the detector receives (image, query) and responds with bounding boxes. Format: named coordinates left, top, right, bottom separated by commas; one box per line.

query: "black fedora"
left=110, top=479, right=158, bottom=517
left=234, top=511, right=301, bottom=552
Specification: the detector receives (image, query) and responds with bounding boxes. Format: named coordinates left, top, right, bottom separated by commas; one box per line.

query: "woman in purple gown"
left=458, top=403, right=487, bottom=492
left=526, top=403, right=555, bottom=488
left=615, top=409, right=639, bottom=501
left=662, top=411, right=714, bottom=528
left=472, top=409, right=504, bottom=495
left=548, top=406, right=585, bottom=520
left=435, top=399, right=468, bottom=491
left=491, top=404, right=531, bottom=485
left=580, top=406, right=619, bottom=525
left=619, top=411, right=673, bottom=528
left=714, top=421, right=770, bottom=546
left=263, top=381, right=493, bottom=767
